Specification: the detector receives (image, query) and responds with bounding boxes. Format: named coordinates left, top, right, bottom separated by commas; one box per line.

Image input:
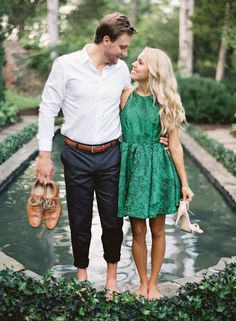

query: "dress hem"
left=118, top=210, right=177, bottom=219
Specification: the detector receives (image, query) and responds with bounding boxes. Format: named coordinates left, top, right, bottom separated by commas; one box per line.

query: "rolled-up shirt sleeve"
left=37, top=57, right=66, bottom=151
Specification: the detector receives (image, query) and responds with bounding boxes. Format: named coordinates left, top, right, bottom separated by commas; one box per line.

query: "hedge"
left=0, top=123, right=38, bottom=165
left=178, top=76, right=236, bottom=124
left=0, top=101, right=19, bottom=128
left=0, top=118, right=62, bottom=165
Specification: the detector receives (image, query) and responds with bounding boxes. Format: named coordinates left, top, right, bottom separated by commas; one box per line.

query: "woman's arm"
left=120, top=89, right=132, bottom=110
left=168, top=127, right=194, bottom=201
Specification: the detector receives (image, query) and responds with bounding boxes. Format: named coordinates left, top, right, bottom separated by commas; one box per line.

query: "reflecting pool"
left=0, top=134, right=235, bottom=290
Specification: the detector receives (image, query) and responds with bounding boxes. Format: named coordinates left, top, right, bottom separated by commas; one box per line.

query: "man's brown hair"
left=94, top=12, right=137, bottom=44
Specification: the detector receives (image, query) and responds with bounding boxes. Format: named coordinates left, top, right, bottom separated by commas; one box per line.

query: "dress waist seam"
left=122, top=142, right=163, bottom=146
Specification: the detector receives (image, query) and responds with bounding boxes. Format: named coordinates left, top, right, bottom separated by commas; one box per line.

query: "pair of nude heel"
left=175, top=200, right=204, bottom=234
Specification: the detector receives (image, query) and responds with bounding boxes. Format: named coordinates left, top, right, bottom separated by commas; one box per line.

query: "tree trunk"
left=215, top=3, right=229, bottom=82
left=129, top=0, right=138, bottom=26
left=178, top=0, right=194, bottom=77
left=0, top=35, right=5, bottom=102
left=47, top=0, right=59, bottom=59
left=215, top=37, right=227, bottom=81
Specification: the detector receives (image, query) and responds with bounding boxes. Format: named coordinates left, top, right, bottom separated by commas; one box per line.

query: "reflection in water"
left=0, top=134, right=235, bottom=290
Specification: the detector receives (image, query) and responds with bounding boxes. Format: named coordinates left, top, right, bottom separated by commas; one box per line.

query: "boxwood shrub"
left=0, top=118, right=62, bottom=165
left=178, top=76, right=236, bottom=124
left=0, top=101, right=19, bottom=128
left=0, top=264, right=235, bottom=321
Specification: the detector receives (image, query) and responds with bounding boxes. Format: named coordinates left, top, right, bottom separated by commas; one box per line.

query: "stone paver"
left=159, top=281, right=181, bottom=298
left=195, top=269, right=218, bottom=278
left=0, top=115, right=38, bottom=143
left=23, top=269, right=42, bottom=281
left=173, top=275, right=203, bottom=287
left=208, top=257, right=236, bottom=271
left=204, top=127, right=236, bottom=154
left=0, top=251, right=25, bottom=271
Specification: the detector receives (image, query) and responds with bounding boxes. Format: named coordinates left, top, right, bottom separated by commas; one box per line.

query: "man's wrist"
left=39, top=151, right=52, bottom=159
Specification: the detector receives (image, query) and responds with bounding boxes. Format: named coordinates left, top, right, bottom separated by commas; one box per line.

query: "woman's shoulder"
left=120, top=88, right=134, bottom=110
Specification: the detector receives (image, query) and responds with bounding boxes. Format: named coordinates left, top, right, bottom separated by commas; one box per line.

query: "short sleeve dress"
left=118, top=91, right=181, bottom=219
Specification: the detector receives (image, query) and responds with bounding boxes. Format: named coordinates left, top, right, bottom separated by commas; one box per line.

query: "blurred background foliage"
left=1, top=0, right=236, bottom=79
left=0, top=0, right=236, bottom=126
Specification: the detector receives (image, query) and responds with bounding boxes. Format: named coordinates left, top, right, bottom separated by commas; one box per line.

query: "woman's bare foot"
left=148, top=283, right=161, bottom=300
left=135, top=283, right=148, bottom=300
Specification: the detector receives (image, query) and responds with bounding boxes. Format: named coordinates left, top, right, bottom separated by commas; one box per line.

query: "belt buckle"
left=91, top=146, right=95, bottom=153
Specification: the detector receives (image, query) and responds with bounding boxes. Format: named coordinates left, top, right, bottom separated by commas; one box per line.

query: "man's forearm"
left=39, top=151, right=52, bottom=159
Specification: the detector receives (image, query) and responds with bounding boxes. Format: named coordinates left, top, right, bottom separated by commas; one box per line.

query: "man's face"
left=103, top=34, right=132, bottom=65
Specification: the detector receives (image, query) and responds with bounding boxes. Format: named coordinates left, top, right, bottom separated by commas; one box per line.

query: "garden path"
left=198, top=124, right=236, bottom=154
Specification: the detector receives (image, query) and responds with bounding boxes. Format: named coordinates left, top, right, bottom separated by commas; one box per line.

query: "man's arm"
left=160, top=136, right=169, bottom=148
left=36, top=151, right=54, bottom=184
left=36, top=57, right=66, bottom=182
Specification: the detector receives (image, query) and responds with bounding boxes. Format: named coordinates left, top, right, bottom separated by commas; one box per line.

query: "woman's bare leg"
left=130, top=217, right=148, bottom=298
left=148, top=215, right=166, bottom=300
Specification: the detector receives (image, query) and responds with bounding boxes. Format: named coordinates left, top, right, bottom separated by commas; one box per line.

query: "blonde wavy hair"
left=141, top=47, right=186, bottom=135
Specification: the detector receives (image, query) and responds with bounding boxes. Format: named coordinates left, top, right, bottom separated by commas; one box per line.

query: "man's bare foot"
left=148, top=283, right=162, bottom=300
left=76, top=268, right=87, bottom=282
left=105, top=279, right=120, bottom=293
left=135, top=283, right=148, bottom=300
left=105, top=280, right=121, bottom=300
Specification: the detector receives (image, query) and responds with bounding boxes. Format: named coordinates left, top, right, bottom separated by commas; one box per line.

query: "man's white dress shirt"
left=38, top=44, right=131, bottom=151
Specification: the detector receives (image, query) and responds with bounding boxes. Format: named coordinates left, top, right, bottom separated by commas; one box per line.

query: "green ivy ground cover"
left=0, top=264, right=235, bottom=321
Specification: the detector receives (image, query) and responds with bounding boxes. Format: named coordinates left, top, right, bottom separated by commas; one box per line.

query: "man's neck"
left=87, top=44, right=107, bottom=72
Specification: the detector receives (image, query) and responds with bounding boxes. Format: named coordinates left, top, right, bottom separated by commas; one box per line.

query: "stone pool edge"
left=0, top=128, right=59, bottom=194
left=180, top=130, right=236, bottom=212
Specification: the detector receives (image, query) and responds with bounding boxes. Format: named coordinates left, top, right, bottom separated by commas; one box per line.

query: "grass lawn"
left=5, top=89, right=40, bottom=110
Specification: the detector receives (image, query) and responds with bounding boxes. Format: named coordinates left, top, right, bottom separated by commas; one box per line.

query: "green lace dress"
left=118, top=91, right=181, bottom=219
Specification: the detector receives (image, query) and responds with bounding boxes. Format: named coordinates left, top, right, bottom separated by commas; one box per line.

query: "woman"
left=118, top=47, right=194, bottom=300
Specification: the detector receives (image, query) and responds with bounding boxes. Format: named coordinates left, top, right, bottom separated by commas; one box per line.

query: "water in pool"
left=0, top=134, right=235, bottom=290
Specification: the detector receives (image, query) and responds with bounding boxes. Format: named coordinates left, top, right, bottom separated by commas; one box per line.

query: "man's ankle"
left=76, top=268, right=87, bottom=281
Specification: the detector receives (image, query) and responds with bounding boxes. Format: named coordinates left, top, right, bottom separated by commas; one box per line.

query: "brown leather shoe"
left=44, top=181, right=62, bottom=230
left=27, top=180, right=44, bottom=228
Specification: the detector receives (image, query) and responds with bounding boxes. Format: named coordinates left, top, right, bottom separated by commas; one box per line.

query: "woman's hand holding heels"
left=175, top=199, right=204, bottom=234
left=182, top=185, right=194, bottom=202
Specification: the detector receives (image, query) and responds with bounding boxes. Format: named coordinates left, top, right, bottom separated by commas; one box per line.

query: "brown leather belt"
left=64, top=137, right=119, bottom=153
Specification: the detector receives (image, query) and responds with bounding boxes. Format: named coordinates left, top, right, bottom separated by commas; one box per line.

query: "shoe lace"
left=43, top=198, right=56, bottom=210
left=29, top=197, right=44, bottom=207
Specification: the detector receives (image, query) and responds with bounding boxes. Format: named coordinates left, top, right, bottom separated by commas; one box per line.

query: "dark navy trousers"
left=61, top=142, right=123, bottom=268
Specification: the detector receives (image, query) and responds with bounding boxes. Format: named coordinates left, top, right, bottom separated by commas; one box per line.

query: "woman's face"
left=130, top=51, right=149, bottom=81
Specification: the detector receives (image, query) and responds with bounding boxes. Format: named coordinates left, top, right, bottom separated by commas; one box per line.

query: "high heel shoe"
left=175, top=200, right=204, bottom=234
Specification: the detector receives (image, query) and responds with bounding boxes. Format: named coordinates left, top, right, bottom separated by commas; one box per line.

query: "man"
left=36, top=12, right=167, bottom=292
